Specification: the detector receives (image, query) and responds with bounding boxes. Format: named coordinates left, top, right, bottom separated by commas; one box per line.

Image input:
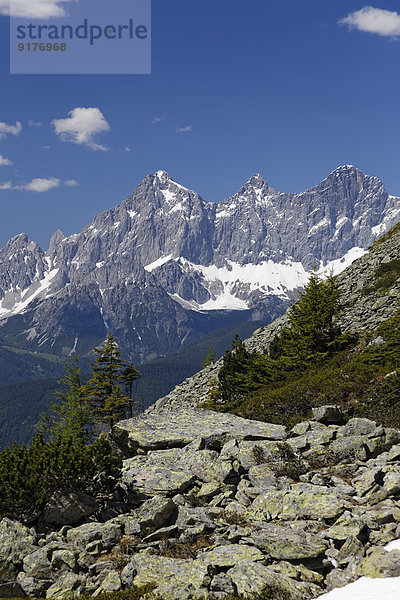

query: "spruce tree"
left=40, top=355, right=93, bottom=442
left=202, top=346, right=216, bottom=368
left=278, top=272, right=345, bottom=361
left=84, top=332, right=130, bottom=428
left=120, top=362, right=141, bottom=418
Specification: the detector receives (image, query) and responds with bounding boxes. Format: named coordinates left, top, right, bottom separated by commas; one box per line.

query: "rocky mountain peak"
left=48, top=229, right=65, bottom=253
left=155, top=169, right=172, bottom=183
left=245, top=173, right=268, bottom=189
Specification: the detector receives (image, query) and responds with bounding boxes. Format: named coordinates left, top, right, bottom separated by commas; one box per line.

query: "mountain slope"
left=149, top=217, right=400, bottom=414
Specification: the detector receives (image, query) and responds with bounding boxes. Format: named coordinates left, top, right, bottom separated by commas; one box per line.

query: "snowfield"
left=318, top=540, right=400, bottom=600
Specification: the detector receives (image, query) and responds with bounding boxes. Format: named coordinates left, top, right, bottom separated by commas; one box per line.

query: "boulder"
left=122, top=462, right=196, bottom=496
left=111, top=408, right=286, bottom=454
left=16, top=572, right=53, bottom=598
left=250, top=485, right=344, bottom=521
left=0, top=518, right=37, bottom=568
left=358, top=547, right=400, bottom=578
left=66, top=522, right=122, bottom=551
left=137, top=495, right=176, bottom=530
left=93, top=571, right=121, bottom=596
left=227, top=560, right=321, bottom=600
left=45, top=573, right=84, bottom=599
left=312, top=406, right=344, bottom=424
left=198, top=544, right=264, bottom=566
left=252, top=523, right=327, bottom=560
left=121, top=554, right=211, bottom=599
left=40, top=489, right=98, bottom=527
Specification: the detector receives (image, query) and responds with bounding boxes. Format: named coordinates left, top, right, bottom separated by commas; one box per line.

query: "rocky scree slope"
left=0, top=166, right=399, bottom=363
left=3, top=407, right=400, bottom=599
left=149, top=217, right=400, bottom=413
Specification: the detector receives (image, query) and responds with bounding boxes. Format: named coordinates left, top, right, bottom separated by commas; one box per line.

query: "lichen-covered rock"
left=0, top=518, right=37, bottom=568
left=137, top=495, right=176, bottom=530
left=66, top=522, right=122, bottom=551
left=23, top=548, right=52, bottom=579
left=16, top=572, right=53, bottom=598
left=93, top=571, right=121, bottom=596
left=198, top=544, right=264, bottom=566
left=45, top=573, right=84, bottom=599
left=357, top=547, right=400, bottom=578
left=324, top=511, right=369, bottom=541
left=121, top=554, right=211, bottom=599
left=250, top=485, right=344, bottom=521
left=227, top=560, right=321, bottom=599
left=111, top=408, right=286, bottom=454
left=122, top=461, right=195, bottom=496
left=252, top=523, right=327, bottom=560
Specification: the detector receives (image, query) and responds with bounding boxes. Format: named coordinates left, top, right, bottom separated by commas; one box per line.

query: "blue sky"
left=0, top=0, right=400, bottom=248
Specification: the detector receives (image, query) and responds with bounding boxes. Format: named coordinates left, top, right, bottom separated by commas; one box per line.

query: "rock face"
left=0, top=166, right=399, bottom=362
left=3, top=407, right=400, bottom=599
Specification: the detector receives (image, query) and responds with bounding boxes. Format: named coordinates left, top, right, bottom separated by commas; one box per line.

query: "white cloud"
left=23, top=177, right=61, bottom=192
left=52, top=107, right=110, bottom=151
left=124, top=146, right=131, bottom=153
left=0, top=0, right=76, bottom=19
left=340, top=6, right=400, bottom=38
left=0, top=178, right=78, bottom=192
left=28, top=120, right=43, bottom=127
left=0, top=154, right=13, bottom=166
left=0, top=121, right=22, bottom=140
left=176, top=125, right=192, bottom=133
left=152, top=117, right=164, bottom=125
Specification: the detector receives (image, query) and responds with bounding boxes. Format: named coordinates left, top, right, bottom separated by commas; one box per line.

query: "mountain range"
left=0, top=164, right=399, bottom=363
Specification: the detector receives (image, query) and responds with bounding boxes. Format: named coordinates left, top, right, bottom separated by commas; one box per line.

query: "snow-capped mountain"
left=0, top=165, right=399, bottom=362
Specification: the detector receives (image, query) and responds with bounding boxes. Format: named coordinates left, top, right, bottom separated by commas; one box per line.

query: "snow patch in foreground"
left=318, top=540, right=400, bottom=599
left=318, top=576, right=400, bottom=600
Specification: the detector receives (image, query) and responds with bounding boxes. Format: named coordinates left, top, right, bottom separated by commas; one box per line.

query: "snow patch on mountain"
left=0, top=267, right=59, bottom=318
left=145, top=255, right=174, bottom=272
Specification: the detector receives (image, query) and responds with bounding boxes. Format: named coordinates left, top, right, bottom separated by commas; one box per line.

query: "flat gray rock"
left=111, top=408, right=286, bottom=453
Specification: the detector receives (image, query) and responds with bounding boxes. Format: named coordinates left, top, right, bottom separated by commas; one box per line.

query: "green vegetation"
left=83, top=333, right=141, bottom=427
left=0, top=319, right=264, bottom=450
left=0, top=433, right=121, bottom=523
left=203, top=273, right=400, bottom=429
left=40, top=356, right=94, bottom=443
left=0, top=334, right=144, bottom=523
left=201, top=346, right=216, bottom=368
left=363, top=259, right=400, bottom=295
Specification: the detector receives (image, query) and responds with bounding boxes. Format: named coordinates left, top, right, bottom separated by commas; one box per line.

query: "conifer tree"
left=277, top=272, right=345, bottom=361
left=40, top=355, right=93, bottom=443
left=84, top=332, right=131, bottom=428
left=120, top=362, right=141, bottom=418
left=202, top=346, right=216, bottom=368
